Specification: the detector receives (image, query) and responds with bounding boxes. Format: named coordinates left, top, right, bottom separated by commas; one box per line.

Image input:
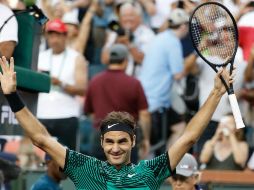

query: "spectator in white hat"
left=170, top=153, right=201, bottom=190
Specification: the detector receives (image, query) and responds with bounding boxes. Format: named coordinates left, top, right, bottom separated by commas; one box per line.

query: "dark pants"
left=193, top=120, right=218, bottom=157
left=39, top=117, right=78, bottom=150
left=151, top=107, right=183, bottom=156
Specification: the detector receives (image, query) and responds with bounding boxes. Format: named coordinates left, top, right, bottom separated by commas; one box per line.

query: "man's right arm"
left=168, top=68, right=233, bottom=171
left=0, top=56, right=66, bottom=169
left=15, top=107, right=66, bottom=168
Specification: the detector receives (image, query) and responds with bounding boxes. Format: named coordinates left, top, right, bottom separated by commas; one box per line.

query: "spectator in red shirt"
left=84, top=43, right=151, bottom=162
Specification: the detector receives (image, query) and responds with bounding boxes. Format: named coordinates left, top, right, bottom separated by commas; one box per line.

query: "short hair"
left=100, top=111, right=136, bottom=140
left=101, top=111, right=136, bottom=130
left=119, top=2, right=142, bottom=17
left=109, top=44, right=129, bottom=64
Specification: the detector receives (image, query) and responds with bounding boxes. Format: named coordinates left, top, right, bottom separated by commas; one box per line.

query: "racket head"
left=189, top=2, right=238, bottom=69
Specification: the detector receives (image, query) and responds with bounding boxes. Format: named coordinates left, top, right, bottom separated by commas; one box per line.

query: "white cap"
left=169, top=8, right=189, bottom=26
left=62, top=9, right=79, bottom=25
left=175, top=153, right=198, bottom=177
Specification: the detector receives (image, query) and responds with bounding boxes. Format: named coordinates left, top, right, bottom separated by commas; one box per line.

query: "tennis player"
left=0, top=56, right=233, bottom=189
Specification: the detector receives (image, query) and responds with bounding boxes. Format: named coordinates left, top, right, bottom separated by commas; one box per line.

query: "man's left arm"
left=168, top=68, right=232, bottom=170
left=128, top=45, right=144, bottom=64
left=138, top=109, right=151, bottom=140
left=61, top=54, right=88, bottom=96
left=137, top=80, right=151, bottom=158
left=138, top=109, right=151, bottom=158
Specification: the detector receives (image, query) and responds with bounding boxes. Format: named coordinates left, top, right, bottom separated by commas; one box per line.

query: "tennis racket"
left=189, top=2, right=245, bottom=129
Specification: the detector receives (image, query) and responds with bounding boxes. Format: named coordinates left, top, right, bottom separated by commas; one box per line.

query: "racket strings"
left=190, top=4, right=237, bottom=66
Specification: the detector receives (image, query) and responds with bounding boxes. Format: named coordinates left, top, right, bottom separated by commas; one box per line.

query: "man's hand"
left=214, top=67, right=235, bottom=95
left=51, top=77, right=62, bottom=86
left=0, top=56, right=17, bottom=94
left=116, top=35, right=130, bottom=46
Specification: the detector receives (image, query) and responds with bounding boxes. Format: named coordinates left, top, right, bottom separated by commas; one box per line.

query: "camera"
left=28, top=5, right=48, bottom=25
left=107, top=20, right=134, bottom=42
left=178, top=0, right=184, bottom=8
left=13, top=4, right=48, bottom=25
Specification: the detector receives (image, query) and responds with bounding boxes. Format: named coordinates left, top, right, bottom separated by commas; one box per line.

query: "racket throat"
left=219, top=76, right=232, bottom=94
left=228, top=89, right=234, bottom=95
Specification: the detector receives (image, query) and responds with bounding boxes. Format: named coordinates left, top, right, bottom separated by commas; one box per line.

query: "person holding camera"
left=101, top=2, right=155, bottom=77
left=199, top=113, right=249, bottom=170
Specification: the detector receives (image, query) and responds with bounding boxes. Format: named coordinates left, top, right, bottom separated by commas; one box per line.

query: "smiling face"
left=101, top=131, right=135, bottom=169
left=119, top=3, right=141, bottom=32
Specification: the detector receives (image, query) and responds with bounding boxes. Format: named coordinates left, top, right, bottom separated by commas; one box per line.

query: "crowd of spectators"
left=1, top=0, right=254, bottom=189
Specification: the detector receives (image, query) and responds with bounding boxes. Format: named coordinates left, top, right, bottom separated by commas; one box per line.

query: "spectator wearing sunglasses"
left=170, top=153, right=202, bottom=190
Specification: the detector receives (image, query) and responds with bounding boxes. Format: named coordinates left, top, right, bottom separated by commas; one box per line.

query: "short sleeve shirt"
left=139, top=30, right=184, bottom=112
left=63, top=149, right=174, bottom=190
left=0, top=4, right=18, bottom=43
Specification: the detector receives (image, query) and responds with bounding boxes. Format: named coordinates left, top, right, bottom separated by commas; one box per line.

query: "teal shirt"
left=63, top=149, right=174, bottom=190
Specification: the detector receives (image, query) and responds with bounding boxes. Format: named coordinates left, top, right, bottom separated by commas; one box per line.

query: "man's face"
left=171, top=174, right=197, bottom=190
left=119, top=8, right=140, bottom=31
left=101, top=131, right=135, bottom=169
left=46, top=32, right=66, bottom=53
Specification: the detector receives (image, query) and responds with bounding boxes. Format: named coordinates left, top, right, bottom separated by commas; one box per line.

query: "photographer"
left=199, top=113, right=249, bottom=170
left=101, top=2, right=154, bottom=77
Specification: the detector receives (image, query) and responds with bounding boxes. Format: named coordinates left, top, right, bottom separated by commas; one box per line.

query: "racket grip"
left=228, top=94, right=245, bottom=129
